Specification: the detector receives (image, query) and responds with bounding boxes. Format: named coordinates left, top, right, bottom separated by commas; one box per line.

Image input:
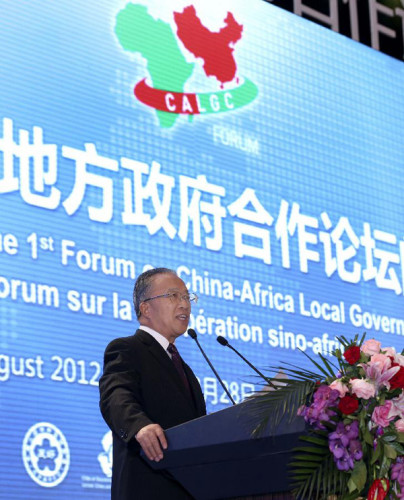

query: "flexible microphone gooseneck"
left=216, top=336, right=277, bottom=390
left=188, top=328, right=236, bottom=405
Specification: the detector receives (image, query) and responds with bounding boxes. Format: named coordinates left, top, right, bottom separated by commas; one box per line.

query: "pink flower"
left=395, top=419, right=404, bottom=432
left=361, top=339, right=381, bottom=356
left=397, top=353, right=404, bottom=367
left=372, top=401, right=396, bottom=428
left=329, top=379, right=349, bottom=397
left=382, top=347, right=397, bottom=358
left=370, top=353, right=392, bottom=373
left=387, top=401, right=401, bottom=420
left=392, top=393, right=404, bottom=418
left=383, top=347, right=404, bottom=367
left=350, top=378, right=376, bottom=399
left=360, top=362, right=400, bottom=391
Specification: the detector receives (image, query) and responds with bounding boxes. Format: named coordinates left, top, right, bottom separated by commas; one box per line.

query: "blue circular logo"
left=22, top=422, right=70, bottom=487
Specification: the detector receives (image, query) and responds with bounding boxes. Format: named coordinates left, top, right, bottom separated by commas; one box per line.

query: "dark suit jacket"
left=99, top=329, right=206, bottom=500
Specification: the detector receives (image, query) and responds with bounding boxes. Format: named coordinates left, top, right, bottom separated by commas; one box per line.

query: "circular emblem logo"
left=22, top=422, right=70, bottom=487
left=98, top=431, right=113, bottom=478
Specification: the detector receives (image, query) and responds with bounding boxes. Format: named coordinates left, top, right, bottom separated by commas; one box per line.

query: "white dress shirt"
left=139, top=325, right=172, bottom=358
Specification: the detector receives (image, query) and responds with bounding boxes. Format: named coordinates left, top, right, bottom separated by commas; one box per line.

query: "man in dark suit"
left=99, top=268, right=206, bottom=500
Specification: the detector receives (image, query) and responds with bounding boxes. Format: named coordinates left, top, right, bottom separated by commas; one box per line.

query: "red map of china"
left=174, top=6, right=243, bottom=86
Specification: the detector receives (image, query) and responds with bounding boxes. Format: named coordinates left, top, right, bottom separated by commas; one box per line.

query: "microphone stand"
left=188, top=329, right=236, bottom=405
left=217, top=336, right=277, bottom=390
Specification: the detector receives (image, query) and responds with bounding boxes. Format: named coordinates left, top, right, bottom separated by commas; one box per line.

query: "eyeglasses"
left=143, top=291, right=198, bottom=304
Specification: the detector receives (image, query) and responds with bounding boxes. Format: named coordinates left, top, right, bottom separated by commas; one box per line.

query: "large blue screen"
left=1, top=0, right=403, bottom=496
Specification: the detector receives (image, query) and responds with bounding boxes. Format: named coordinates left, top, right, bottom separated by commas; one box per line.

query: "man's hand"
left=135, top=423, right=167, bottom=462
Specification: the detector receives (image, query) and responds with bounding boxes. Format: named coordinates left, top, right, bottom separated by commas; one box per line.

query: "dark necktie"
left=167, top=343, right=191, bottom=393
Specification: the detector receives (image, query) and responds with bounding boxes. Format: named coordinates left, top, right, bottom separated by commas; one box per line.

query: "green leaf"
left=292, top=454, right=325, bottom=462
left=389, top=441, right=404, bottom=454
left=347, top=477, right=357, bottom=494
left=337, top=335, right=350, bottom=347
left=379, top=453, right=391, bottom=477
left=371, top=441, right=381, bottom=465
left=362, top=426, right=373, bottom=445
left=348, top=460, right=367, bottom=492
left=291, top=452, right=348, bottom=499
left=299, top=435, right=328, bottom=447
left=291, top=474, right=312, bottom=480
left=293, top=446, right=328, bottom=455
left=382, top=432, right=397, bottom=442
left=290, top=468, right=321, bottom=474
left=384, top=443, right=397, bottom=460
left=248, top=376, right=319, bottom=437
left=358, top=331, right=367, bottom=346
left=322, top=420, right=338, bottom=431
left=288, top=461, right=320, bottom=468
left=318, top=352, right=338, bottom=377
left=298, top=349, right=332, bottom=378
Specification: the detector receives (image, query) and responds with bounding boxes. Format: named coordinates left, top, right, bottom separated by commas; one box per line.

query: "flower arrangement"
left=252, top=334, right=404, bottom=500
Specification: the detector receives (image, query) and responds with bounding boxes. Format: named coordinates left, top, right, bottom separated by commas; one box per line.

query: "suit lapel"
left=183, top=362, right=205, bottom=416
left=136, top=329, right=197, bottom=411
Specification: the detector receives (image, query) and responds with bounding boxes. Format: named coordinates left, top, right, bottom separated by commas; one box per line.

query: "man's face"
left=140, top=273, right=191, bottom=343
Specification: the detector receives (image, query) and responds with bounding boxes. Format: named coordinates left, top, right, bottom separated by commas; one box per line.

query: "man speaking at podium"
left=99, top=268, right=206, bottom=500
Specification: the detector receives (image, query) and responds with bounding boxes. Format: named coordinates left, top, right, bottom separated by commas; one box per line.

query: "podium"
left=143, top=400, right=305, bottom=499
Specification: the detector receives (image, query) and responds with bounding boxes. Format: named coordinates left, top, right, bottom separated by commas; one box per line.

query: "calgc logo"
left=115, top=3, right=258, bottom=128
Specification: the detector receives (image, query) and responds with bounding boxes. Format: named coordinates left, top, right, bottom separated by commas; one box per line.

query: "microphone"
left=216, top=336, right=277, bottom=390
left=188, top=329, right=236, bottom=405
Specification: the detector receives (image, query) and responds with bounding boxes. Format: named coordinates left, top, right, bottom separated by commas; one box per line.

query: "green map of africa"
left=115, top=4, right=195, bottom=128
